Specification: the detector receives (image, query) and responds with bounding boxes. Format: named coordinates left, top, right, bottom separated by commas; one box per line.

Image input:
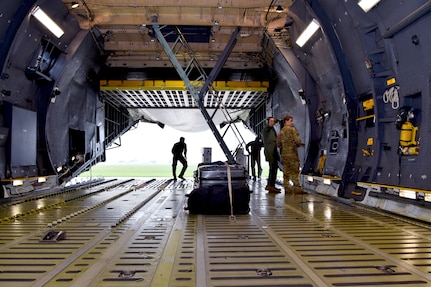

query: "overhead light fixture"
left=399, top=189, right=416, bottom=200
left=13, top=180, right=23, bottom=186
left=358, top=0, right=381, bottom=12
left=295, top=18, right=320, bottom=47
left=71, top=2, right=80, bottom=9
left=276, top=5, right=283, bottom=13
left=31, top=6, right=64, bottom=38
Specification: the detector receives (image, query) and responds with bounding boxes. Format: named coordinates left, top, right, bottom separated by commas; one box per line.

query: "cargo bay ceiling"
left=62, top=0, right=293, bottom=131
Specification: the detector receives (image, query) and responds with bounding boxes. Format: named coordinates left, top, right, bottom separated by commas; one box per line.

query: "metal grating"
left=2, top=178, right=431, bottom=286
left=249, top=183, right=431, bottom=286
left=202, top=215, right=315, bottom=286
left=100, top=89, right=267, bottom=109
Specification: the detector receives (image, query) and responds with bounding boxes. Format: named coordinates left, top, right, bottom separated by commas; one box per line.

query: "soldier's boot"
left=293, top=187, right=306, bottom=194
left=284, top=186, right=293, bottom=194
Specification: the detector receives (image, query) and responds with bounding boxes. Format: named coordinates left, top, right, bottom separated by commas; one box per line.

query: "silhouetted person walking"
left=172, top=137, right=187, bottom=180
left=246, top=136, right=263, bottom=181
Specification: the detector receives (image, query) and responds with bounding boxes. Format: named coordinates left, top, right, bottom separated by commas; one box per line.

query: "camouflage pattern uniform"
left=277, top=125, right=302, bottom=192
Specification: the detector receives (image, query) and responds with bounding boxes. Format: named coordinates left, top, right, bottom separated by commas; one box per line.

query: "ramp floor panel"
left=0, top=178, right=431, bottom=286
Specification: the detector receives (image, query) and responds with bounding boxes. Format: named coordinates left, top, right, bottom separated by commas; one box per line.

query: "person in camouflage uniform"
left=277, top=115, right=304, bottom=193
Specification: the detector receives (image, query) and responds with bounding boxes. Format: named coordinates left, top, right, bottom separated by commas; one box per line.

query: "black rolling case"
left=196, top=161, right=248, bottom=188
left=186, top=161, right=250, bottom=215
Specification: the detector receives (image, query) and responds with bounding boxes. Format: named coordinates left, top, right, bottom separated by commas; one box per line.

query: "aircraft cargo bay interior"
left=1, top=0, right=431, bottom=286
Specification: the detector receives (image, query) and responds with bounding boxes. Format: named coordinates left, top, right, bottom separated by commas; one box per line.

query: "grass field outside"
left=80, top=162, right=268, bottom=179
left=80, top=163, right=188, bottom=178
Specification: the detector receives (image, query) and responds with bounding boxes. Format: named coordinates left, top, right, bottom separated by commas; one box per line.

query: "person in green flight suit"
left=261, top=117, right=281, bottom=193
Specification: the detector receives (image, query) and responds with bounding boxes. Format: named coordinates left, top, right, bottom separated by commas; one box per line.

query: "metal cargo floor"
left=1, top=178, right=431, bottom=286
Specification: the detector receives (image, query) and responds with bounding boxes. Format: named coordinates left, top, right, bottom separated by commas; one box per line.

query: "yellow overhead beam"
left=100, top=80, right=269, bottom=91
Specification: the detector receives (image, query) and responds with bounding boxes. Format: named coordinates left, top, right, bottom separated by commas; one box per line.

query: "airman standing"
left=277, top=115, right=304, bottom=193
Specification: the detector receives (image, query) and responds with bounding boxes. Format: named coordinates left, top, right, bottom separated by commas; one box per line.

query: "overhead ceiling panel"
left=62, top=0, right=292, bottom=129
left=63, top=0, right=293, bottom=69
left=101, top=89, right=267, bottom=109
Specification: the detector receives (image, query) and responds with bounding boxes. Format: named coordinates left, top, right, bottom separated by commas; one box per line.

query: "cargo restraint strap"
left=225, top=162, right=236, bottom=220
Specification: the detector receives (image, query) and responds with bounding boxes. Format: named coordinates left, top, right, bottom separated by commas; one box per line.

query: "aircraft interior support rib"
left=3, top=0, right=431, bottom=286
left=308, top=0, right=360, bottom=199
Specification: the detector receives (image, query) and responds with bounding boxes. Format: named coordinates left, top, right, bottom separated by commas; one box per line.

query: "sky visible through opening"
left=103, top=122, right=257, bottom=166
